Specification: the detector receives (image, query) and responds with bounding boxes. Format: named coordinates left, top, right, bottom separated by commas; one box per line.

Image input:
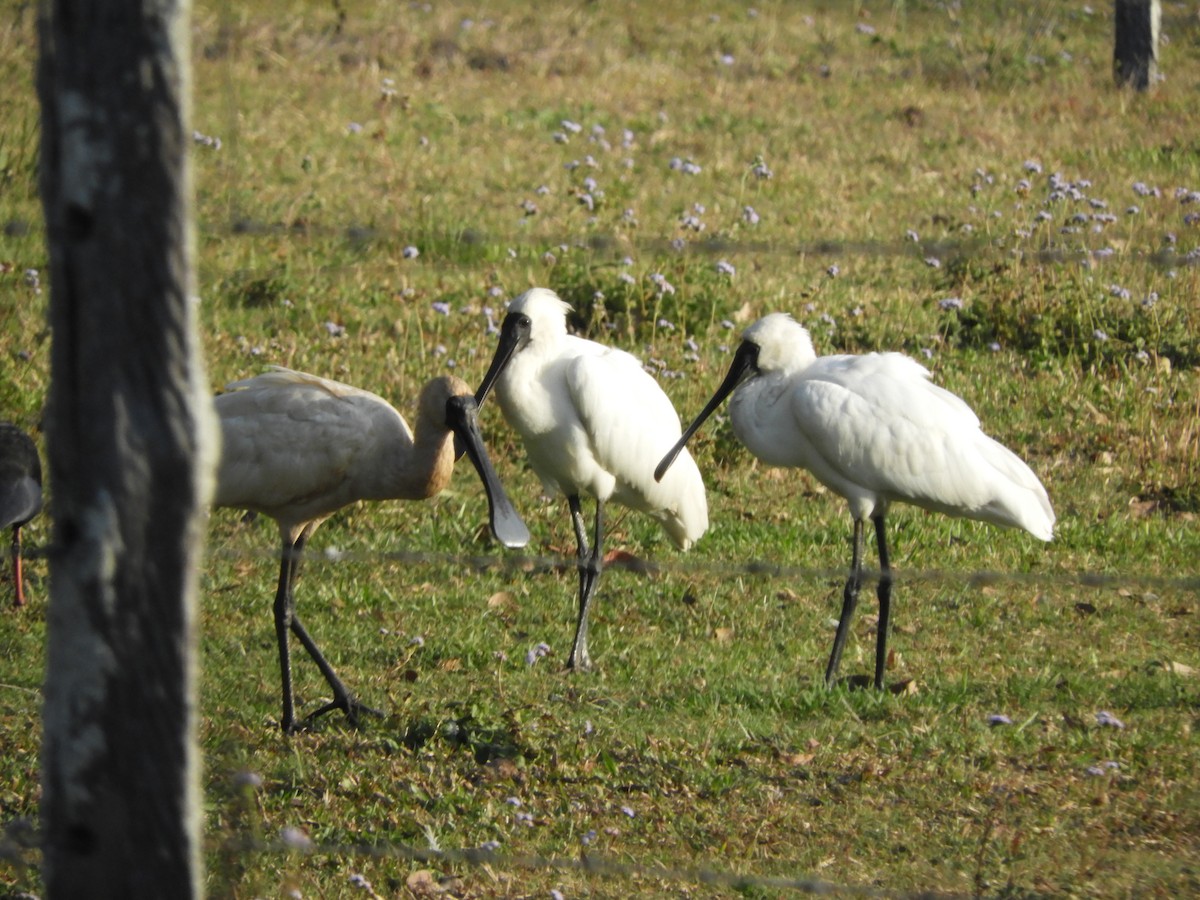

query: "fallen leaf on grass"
left=1147, top=660, right=1197, bottom=677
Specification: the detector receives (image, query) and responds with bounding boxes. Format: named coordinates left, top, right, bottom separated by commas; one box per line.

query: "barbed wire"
left=14, top=539, right=1199, bottom=594
left=0, top=826, right=971, bottom=899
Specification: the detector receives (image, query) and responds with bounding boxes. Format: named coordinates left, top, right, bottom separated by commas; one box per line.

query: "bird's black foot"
left=289, top=697, right=383, bottom=733
left=565, top=652, right=593, bottom=673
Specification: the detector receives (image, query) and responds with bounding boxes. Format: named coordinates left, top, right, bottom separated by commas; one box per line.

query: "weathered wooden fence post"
left=1114, top=0, right=1161, bottom=90
left=36, top=0, right=216, bottom=896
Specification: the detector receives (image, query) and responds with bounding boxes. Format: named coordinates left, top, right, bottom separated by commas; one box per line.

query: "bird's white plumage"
left=730, top=313, right=1054, bottom=539
left=214, top=367, right=419, bottom=538
left=495, top=288, right=707, bottom=548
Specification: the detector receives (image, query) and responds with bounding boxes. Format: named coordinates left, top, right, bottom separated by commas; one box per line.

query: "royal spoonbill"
left=215, top=367, right=529, bottom=733
left=0, top=422, right=42, bottom=608
left=656, top=313, right=1054, bottom=688
left=474, top=288, right=708, bottom=671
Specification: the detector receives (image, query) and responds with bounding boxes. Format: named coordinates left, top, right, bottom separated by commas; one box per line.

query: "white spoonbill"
left=0, top=422, right=42, bottom=608
left=215, top=367, right=529, bottom=733
left=656, top=313, right=1054, bottom=689
left=474, top=288, right=708, bottom=671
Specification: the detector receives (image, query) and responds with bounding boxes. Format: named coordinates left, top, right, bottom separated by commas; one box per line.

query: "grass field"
left=2, top=1, right=1199, bottom=896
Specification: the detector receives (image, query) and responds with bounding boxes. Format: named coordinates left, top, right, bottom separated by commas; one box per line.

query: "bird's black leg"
left=825, top=518, right=866, bottom=685
left=273, top=537, right=300, bottom=733
left=566, top=495, right=604, bottom=672
left=274, top=530, right=380, bottom=734
left=872, top=514, right=893, bottom=690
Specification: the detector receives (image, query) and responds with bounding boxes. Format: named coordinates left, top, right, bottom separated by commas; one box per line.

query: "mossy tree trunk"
left=1114, top=0, right=1161, bottom=91
left=36, top=0, right=216, bottom=896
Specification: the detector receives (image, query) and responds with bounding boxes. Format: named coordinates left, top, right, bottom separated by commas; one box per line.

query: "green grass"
left=3, top=1, right=1200, bottom=896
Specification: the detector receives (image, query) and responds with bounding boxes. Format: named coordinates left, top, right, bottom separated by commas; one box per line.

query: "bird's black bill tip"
left=653, top=443, right=685, bottom=483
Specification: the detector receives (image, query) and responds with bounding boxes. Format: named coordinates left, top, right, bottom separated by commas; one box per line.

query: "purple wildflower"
left=1095, top=710, right=1125, bottom=729
left=402, top=245, right=420, bottom=259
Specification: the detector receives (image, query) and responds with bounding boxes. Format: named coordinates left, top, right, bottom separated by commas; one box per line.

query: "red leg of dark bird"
left=11, top=526, right=24, bottom=608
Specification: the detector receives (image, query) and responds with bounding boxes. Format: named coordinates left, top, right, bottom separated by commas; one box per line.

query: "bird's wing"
left=223, top=366, right=379, bottom=401
left=214, top=372, right=410, bottom=517
left=566, top=348, right=707, bottom=544
left=787, top=353, right=1001, bottom=511
left=0, top=475, right=41, bottom=528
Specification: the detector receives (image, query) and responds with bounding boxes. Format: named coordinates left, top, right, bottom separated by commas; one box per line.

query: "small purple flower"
left=905, top=229, right=919, bottom=242
left=324, top=321, right=346, bottom=337
left=742, top=205, right=760, bottom=225
left=938, top=297, right=964, bottom=311
left=561, top=119, right=583, bottom=134
left=650, top=273, right=675, bottom=295
left=281, top=826, right=314, bottom=851
left=581, top=829, right=597, bottom=846
left=525, top=642, right=552, bottom=666
left=855, top=23, right=876, bottom=36
left=347, top=122, right=363, bottom=135
left=924, top=256, right=941, bottom=268
left=1096, top=710, right=1124, bottom=728
left=620, top=805, right=636, bottom=818
left=431, top=301, right=451, bottom=316
left=988, top=714, right=1013, bottom=727
left=402, top=245, right=420, bottom=259
left=716, top=260, right=736, bottom=277
left=1023, top=160, right=1043, bottom=174
left=720, top=53, right=735, bottom=66
left=752, top=159, right=773, bottom=179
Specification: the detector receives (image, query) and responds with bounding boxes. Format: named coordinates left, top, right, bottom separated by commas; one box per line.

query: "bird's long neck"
left=397, top=421, right=455, bottom=500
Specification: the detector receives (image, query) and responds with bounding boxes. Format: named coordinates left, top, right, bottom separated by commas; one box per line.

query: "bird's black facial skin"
left=654, top=340, right=760, bottom=482
left=474, top=313, right=531, bottom=407
left=445, top=394, right=530, bottom=549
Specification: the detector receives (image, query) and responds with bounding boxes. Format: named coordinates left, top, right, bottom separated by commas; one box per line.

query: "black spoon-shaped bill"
left=445, top=394, right=531, bottom=549
left=654, top=340, right=760, bottom=483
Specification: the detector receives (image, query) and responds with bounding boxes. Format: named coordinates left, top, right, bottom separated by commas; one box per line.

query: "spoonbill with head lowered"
left=655, top=313, right=1054, bottom=689
left=0, top=422, right=42, bottom=608
left=474, top=287, right=708, bottom=671
left=215, top=367, right=529, bottom=733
